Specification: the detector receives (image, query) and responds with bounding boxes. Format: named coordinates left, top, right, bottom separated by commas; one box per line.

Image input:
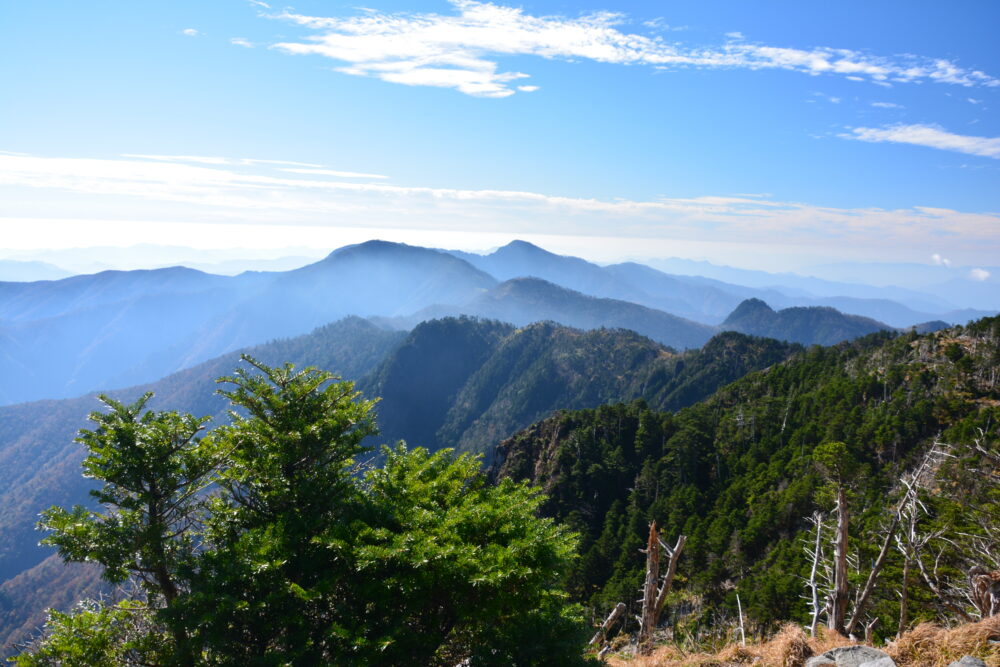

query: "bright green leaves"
left=11, top=601, right=165, bottom=667
left=40, top=393, right=217, bottom=601
left=351, top=444, right=588, bottom=665
left=213, top=355, right=377, bottom=524
left=22, top=356, right=589, bottom=665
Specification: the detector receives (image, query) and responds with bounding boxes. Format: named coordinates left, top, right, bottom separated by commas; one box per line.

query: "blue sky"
left=1, top=0, right=998, bottom=271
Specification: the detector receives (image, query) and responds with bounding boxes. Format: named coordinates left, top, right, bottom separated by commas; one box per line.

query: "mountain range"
left=1, top=239, right=980, bottom=407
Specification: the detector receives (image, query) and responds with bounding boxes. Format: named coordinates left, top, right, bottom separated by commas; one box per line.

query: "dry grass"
left=607, top=618, right=1000, bottom=666
left=605, top=618, right=1000, bottom=666
left=885, top=616, right=1000, bottom=667
left=606, top=624, right=851, bottom=666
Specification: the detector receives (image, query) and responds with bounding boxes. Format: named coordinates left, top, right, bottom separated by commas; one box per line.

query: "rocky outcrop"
left=805, top=645, right=895, bottom=667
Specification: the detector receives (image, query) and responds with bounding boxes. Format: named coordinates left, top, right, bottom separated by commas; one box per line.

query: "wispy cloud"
left=280, top=168, right=389, bottom=180
left=1, top=152, right=998, bottom=263
left=969, top=268, right=991, bottom=281
left=181, top=28, right=200, bottom=37
left=871, top=101, right=903, bottom=109
left=811, top=92, right=841, bottom=104
left=268, top=0, right=998, bottom=97
left=231, top=37, right=254, bottom=48
left=121, top=154, right=325, bottom=168
left=931, top=253, right=952, bottom=267
left=844, top=124, right=1000, bottom=159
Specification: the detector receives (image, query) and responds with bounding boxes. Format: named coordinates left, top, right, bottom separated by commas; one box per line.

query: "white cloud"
left=516, top=85, right=539, bottom=92
left=1, top=152, right=999, bottom=264
left=871, top=101, right=902, bottom=109
left=231, top=37, right=254, bottom=48
left=968, top=98, right=982, bottom=104
left=121, top=154, right=324, bottom=168
left=812, top=92, right=841, bottom=104
left=280, top=168, right=388, bottom=179
left=642, top=18, right=685, bottom=32
left=182, top=28, right=200, bottom=37
left=931, top=253, right=952, bottom=267
left=970, top=268, right=991, bottom=281
left=725, top=31, right=745, bottom=40
left=844, top=124, right=1000, bottom=159
left=267, top=1, right=999, bottom=97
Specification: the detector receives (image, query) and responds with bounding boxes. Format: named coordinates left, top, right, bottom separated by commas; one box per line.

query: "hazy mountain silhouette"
left=446, top=240, right=977, bottom=327
left=0, top=242, right=495, bottom=406
left=721, top=298, right=891, bottom=345
left=396, top=277, right=717, bottom=350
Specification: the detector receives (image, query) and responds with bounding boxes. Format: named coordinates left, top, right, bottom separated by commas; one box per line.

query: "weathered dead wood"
left=845, top=512, right=899, bottom=638
left=589, top=602, right=626, bottom=647
left=830, top=485, right=850, bottom=634
left=637, top=522, right=687, bottom=655
left=653, top=534, right=686, bottom=618
left=805, top=511, right=825, bottom=637
left=637, top=522, right=661, bottom=653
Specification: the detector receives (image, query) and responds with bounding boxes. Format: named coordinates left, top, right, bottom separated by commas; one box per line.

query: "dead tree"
left=637, top=521, right=687, bottom=654
left=830, top=484, right=850, bottom=635
left=844, top=445, right=945, bottom=637
left=589, top=602, right=626, bottom=649
left=803, top=512, right=828, bottom=637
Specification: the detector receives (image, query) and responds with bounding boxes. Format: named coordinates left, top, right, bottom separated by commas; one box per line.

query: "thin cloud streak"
left=269, top=0, right=999, bottom=97
left=1, top=152, right=998, bottom=260
left=845, top=124, right=1000, bottom=159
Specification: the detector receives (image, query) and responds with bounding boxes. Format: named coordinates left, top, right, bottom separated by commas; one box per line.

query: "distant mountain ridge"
left=0, top=260, right=72, bottom=283
left=451, top=241, right=993, bottom=327
left=0, top=242, right=495, bottom=405
left=395, top=277, right=717, bottom=351
left=1, top=238, right=967, bottom=407
left=720, top=297, right=889, bottom=346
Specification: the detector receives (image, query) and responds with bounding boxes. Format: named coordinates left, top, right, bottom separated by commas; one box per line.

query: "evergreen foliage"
left=17, top=357, right=589, bottom=665
left=495, top=317, right=1000, bottom=640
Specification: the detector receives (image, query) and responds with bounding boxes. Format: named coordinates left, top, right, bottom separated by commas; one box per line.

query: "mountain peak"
left=494, top=240, right=550, bottom=256
left=724, top=298, right=775, bottom=324
left=324, top=239, right=412, bottom=260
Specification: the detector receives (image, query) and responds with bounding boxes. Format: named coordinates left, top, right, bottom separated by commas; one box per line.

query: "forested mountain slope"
left=494, top=316, right=1000, bottom=638
left=0, top=319, right=796, bottom=652
left=722, top=297, right=893, bottom=346
left=362, top=317, right=797, bottom=462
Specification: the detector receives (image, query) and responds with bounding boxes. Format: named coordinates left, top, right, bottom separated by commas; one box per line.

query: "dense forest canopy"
left=495, top=316, right=1000, bottom=643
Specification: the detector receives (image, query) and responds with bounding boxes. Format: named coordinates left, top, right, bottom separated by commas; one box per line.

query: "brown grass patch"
left=886, top=616, right=1000, bottom=667
left=606, top=625, right=852, bottom=666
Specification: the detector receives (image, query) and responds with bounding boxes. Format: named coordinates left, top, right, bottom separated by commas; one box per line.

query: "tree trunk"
left=589, top=602, right=626, bottom=647
left=638, top=522, right=661, bottom=653
left=898, top=555, right=910, bottom=635
left=807, top=512, right=824, bottom=638
left=829, top=485, right=849, bottom=635
left=846, top=513, right=899, bottom=638
left=653, top=535, right=686, bottom=619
